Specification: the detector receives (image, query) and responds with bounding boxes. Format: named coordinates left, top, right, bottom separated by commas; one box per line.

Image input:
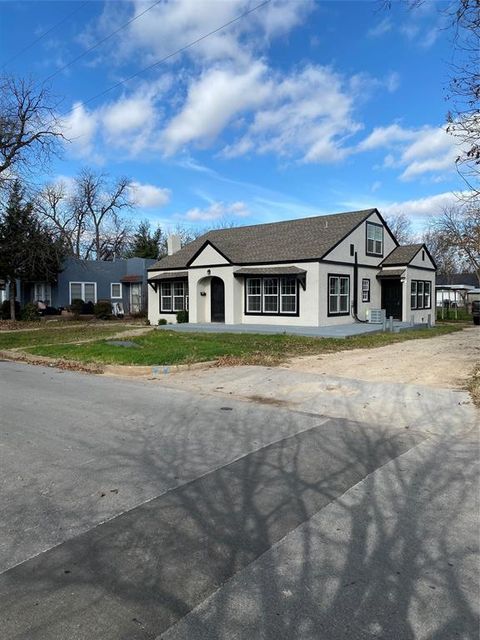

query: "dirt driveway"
left=156, top=327, right=478, bottom=437
left=285, top=325, right=478, bottom=390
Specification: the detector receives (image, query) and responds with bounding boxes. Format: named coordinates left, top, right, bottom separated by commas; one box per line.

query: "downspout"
left=352, top=250, right=368, bottom=323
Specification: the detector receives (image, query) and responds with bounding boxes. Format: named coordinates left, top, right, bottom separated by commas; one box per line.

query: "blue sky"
left=0, top=0, right=463, bottom=233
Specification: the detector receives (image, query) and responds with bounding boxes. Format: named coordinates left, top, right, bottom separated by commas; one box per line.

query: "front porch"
left=156, top=320, right=425, bottom=339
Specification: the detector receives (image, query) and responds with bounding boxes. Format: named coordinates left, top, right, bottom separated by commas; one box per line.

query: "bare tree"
left=430, top=203, right=480, bottom=283
left=35, top=181, right=86, bottom=257
left=36, top=170, right=135, bottom=260
left=444, top=0, right=479, bottom=198
left=0, top=75, right=64, bottom=187
left=382, top=1, right=479, bottom=198
left=422, top=226, right=461, bottom=278
left=383, top=212, right=415, bottom=245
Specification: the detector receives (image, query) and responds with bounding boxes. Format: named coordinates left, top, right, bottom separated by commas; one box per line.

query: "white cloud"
left=223, top=64, right=363, bottom=163
left=61, top=102, right=98, bottom=159
left=182, top=200, right=250, bottom=221
left=62, top=79, right=170, bottom=159
left=385, top=71, right=400, bottom=93
left=368, top=18, right=392, bottom=38
left=358, top=123, right=460, bottom=181
left=128, top=181, right=171, bottom=208
left=399, top=126, right=460, bottom=180
left=85, top=0, right=313, bottom=68
left=357, top=124, right=417, bottom=152
left=162, top=62, right=270, bottom=154
left=102, top=94, right=156, bottom=136
left=380, top=191, right=461, bottom=219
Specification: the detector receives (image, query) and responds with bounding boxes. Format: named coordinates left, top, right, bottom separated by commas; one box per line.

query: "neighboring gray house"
left=148, top=209, right=437, bottom=327
left=436, top=272, right=478, bottom=308
left=19, top=257, right=155, bottom=314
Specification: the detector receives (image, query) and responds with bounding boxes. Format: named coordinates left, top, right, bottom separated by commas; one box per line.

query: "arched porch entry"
left=210, top=276, right=225, bottom=322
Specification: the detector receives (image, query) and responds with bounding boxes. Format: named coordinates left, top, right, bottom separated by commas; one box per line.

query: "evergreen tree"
left=0, top=180, right=64, bottom=320
left=127, top=220, right=166, bottom=259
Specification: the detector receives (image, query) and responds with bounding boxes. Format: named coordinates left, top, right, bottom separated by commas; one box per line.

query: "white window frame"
left=33, top=282, right=52, bottom=304
left=280, top=277, right=297, bottom=314
left=110, top=283, right=122, bottom=299
left=328, top=275, right=350, bottom=316
left=160, top=280, right=188, bottom=313
left=246, top=278, right=262, bottom=313
left=69, top=282, right=97, bottom=304
left=366, top=222, right=384, bottom=256
left=411, top=281, right=417, bottom=310
left=361, top=278, right=370, bottom=303
left=245, top=276, right=299, bottom=316
left=173, top=281, right=188, bottom=312
left=417, top=280, right=424, bottom=309
left=411, top=280, right=432, bottom=310
left=263, top=278, right=279, bottom=314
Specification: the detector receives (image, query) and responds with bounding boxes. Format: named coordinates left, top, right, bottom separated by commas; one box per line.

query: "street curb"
left=0, top=349, right=217, bottom=378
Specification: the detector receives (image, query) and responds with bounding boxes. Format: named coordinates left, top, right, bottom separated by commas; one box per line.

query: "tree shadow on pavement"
left=0, top=395, right=478, bottom=640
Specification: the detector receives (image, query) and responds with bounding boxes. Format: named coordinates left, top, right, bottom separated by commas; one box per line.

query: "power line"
left=72, top=0, right=271, bottom=114
left=0, top=1, right=89, bottom=70
left=43, top=0, right=165, bottom=84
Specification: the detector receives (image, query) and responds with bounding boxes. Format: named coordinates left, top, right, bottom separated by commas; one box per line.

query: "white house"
left=147, top=209, right=436, bottom=327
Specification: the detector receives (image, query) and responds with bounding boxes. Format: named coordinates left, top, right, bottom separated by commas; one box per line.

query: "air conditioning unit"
left=367, top=309, right=386, bottom=324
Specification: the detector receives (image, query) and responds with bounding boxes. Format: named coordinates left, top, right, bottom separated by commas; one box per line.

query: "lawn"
left=0, top=324, right=138, bottom=350
left=18, top=324, right=466, bottom=367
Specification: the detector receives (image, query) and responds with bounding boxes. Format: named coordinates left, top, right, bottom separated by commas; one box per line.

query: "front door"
left=210, top=277, right=225, bottom=322
left=130, top=283, right=142, bottom=314
left=381, top=279, right=402, bottom=320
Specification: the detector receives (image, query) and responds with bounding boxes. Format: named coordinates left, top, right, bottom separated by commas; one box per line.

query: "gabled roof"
left=381, top=244, right=424, bottom=266
left=149, top=209, right=378, bottom=270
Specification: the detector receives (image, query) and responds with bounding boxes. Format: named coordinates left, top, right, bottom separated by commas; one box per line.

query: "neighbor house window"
left=366, top=222, right=384, bottom=256
left=160, top=281, right=188, bottom=312
left=69, top=282, right=96, bottom=303
left=111, top=283, right=122, bottom=299
left=361, top=278, right=370, bottom=303
left=411, top=280, right=432, bottom=310
left=34, top=282, right=51, bottom=304
left=245, top=276, right=298, bottom=315
left=328, top=275, right=350, bottom=315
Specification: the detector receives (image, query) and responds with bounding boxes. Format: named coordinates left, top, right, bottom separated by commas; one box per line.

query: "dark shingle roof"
left=234, top=266, right=306, bottom=276
left=436, top=273, right=478, bottom=286
left=376, top=268, right=406, bottom=278
left=148, top=271, right=188, bottom=281
left=381, top=244, right=423, bottom=266
left=149, top=209, right=377, bottom=270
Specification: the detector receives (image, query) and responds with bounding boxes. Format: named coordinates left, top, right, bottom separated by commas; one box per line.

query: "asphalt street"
left=0, top=361, right=478, bottom=639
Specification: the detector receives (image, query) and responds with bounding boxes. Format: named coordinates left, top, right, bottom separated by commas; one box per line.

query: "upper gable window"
left=366, top=222, right=384, bottom=256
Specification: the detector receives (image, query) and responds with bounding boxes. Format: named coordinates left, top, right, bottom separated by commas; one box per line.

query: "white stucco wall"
left=408, top=247, right=436, bottom=270
left=239, top=262, right=320, bottom=326
left=322, top=211, right=397, bottom=265
left=189, top=244, right=229, bottom=267
left=404, top=266, right=436, bottom=325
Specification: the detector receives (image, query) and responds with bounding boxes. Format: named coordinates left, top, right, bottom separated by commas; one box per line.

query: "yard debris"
left=0, top=349, right=103, bottom=374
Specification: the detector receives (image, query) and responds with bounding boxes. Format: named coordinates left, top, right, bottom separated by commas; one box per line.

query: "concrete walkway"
left=156, top=321, right=419, bottom=338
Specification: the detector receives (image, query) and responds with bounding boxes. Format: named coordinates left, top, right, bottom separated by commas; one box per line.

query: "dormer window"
left=366, top=222, right=384, bottom=256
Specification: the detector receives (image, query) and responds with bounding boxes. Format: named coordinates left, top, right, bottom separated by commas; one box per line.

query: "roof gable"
left=188, top=240, right=231, bottom=267
left=381, top=244, right=426, bottom=267
left=149, top=209, right=377, bottom=271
